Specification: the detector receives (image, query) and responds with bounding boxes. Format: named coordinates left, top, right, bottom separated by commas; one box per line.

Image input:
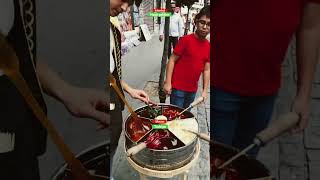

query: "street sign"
left=140, top=24, right=152, bottom=41
left=152, top=124, right=169, bottom=129
left=147, top=12, right=173, bottom=17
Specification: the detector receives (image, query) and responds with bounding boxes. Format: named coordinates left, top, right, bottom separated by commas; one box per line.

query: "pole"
left=158, top=0, right=171, bottom=103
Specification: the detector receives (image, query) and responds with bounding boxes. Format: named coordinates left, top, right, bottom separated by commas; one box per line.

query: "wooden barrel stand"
left=125, top=140, right=201, bottom=180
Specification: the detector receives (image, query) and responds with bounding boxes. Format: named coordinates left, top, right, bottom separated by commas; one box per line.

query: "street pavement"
left=111, top=36, right=210, bottom=179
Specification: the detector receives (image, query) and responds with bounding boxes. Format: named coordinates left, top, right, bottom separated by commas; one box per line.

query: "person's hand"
left=201, top=91, right=208, bottom=100
left=128, top=88, right=150, bottom=103
left=290, top=95, right=310, bottom=134
left=60, top=86, right=110, bottom=129
left=159, top=35, right=164, bottom=42
left=163, top=81, right=172, bottom=95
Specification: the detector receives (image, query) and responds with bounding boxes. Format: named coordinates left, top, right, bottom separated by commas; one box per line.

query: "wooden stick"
left=183, top=130, right=211, bottom=143
left=218, top=144, right=256, bottom=169
left=109, top=74, right=139, bottom=119
left=109, top=74, right=151, bottom=139
left=126, top=142, right=147, bottom=156
left=175, top=96, right=204, bottom=119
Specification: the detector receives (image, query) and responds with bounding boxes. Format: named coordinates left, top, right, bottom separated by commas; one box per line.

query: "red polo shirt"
left=172, top=34, right=210, bottom=92
left=212, top=0, right=320, bottom=96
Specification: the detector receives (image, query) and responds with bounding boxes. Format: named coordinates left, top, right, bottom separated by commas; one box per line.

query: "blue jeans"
left=211, top=87, right=277, bottom=158
left=170, top=89, right=197, bottom=109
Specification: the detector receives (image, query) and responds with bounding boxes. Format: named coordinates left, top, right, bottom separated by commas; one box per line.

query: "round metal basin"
left=51, top=142, right=110, bottom=180
left=210, top=142, right=272, bottom=180
left=124, top=104, right=199, bottom=171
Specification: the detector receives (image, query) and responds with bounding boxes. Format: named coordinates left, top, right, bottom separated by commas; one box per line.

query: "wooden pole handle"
left=109, top=74, right=138, bottom=119
left=185, top=130, right=211, bottom=143
left=176, top=97, right=205, bottom=118
left=127, top=142, right=147, bottom=156
left=255, top=112, right=299, bottom=145
left=190, top=96, right=204, bottom=107
left=197, top=132, right=211, bottom=142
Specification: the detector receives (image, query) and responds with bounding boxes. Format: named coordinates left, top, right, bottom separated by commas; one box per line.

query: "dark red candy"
left=210, top=156, right=245, bottom=180
left=225, top=168, right=244, bottom=180
left=163, top=109, right=183, bottom=120
left=127, top=117, right=152, bottom=142
left=145, top=130, right=174, bottom=149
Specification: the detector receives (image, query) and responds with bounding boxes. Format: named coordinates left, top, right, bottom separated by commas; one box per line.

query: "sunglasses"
left=197, top=20, right=211, bottom=28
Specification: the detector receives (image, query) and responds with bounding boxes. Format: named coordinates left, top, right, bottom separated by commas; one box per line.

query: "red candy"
left=145, top=130, right=170, bottom=149
left=210, top=156, right=245, bottom=180
left=127, top=106, right=188, bottom=150
left=163, top=109, right=186, bottom=121
left=127, top=117, right=152, bottom=142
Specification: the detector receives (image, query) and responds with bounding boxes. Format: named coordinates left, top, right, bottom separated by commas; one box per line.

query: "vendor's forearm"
left=120, top=80, right=133, bottom=94
left=1, top=33, right=72, bottom=103
left=36, top=62, right=72, bottom=101
left=296, top=3, right=320, bottom=99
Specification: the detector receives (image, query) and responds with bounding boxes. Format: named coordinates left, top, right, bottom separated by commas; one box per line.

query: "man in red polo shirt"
left=164, top=6, right=210, bottom=109
left=212, top=1, right=320, bottom=157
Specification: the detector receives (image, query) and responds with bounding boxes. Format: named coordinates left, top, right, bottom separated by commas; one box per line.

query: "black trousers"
left=0, top=76, right=44, bottom=180
left=168, top=36, right=179, bottom=59
left=109, top=88, right=123, bottom=160
left=0, top=152, right=40, bottom=180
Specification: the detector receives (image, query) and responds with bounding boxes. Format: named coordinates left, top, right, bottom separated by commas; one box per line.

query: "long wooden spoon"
left=0, top=36, right=94, bottom=180
left=109, top=74, right=138, bottom=119
left=109, top=73, right=152, bottom=144
left=183, top=129, right=211, bottom=143
left=109, top=73, right=151, bottom=132
left=172, top=96, right=205, bottom=120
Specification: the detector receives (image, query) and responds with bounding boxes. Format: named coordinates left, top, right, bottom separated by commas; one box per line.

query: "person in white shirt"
left=109, top=0, right=150, bottom=161
left=159, top=2, right=185, bottom=59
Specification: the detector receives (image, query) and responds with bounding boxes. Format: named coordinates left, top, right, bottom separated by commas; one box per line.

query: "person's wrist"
left=55, top=83, right=75, bottom=104
left=294, top=94, right=310, bottom=103
left=126, top=87, right=135, bottom=97
left=296, top=87, right=311, bottom=102
left=201, top=91, right=207, bottom=97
